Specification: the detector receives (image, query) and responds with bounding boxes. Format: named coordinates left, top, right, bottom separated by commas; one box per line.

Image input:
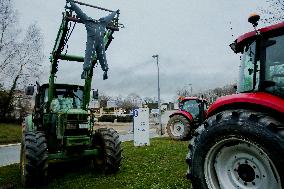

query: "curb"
left=0, top=143, right=21, bottom=148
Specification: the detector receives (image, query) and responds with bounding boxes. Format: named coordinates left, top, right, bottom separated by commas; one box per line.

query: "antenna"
left=248, top=13, right=260, bottom=35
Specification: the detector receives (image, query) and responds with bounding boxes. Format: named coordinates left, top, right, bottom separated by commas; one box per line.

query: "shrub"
left=98, top=115, right=133, bottom=123
left=98, top=115, right=117, bottom=122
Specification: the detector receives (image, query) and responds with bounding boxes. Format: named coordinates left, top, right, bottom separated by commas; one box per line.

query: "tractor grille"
left=65, top=122, right=89, bottom=136
left=67, top=114, right=88, bottom=121
left=65, top=114, right=89, bottom=136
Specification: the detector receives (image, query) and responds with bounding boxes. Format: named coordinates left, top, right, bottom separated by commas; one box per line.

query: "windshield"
left=181, top=100, right=200, bottom=119
left=263, top=35, right=284, bottom=97
left=238, top=41, right=259, bottom=92
left=44, top=87, right=83, bottom=109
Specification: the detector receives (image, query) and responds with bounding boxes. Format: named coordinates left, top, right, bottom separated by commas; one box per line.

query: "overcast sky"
left=15, top=0, right=267, bottom=101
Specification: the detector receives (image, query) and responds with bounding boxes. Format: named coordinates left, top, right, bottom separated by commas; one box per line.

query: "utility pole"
left=152, top=54, right=162, bottom=136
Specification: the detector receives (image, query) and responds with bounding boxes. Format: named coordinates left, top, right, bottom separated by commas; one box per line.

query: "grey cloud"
left=16, top=0, right=263, bottom=101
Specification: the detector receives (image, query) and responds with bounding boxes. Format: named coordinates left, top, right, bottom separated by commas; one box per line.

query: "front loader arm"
left=48, top=12, right=70, bottom=109
left=48, top=9, right=119, bottom=111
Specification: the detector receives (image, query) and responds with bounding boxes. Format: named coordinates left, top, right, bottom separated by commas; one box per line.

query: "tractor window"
left=45, top=87, right=83, bottom=109
left=182, top=100, right=199, bottom=119
left=238, top=41, right=258, bottom=92
left=264, top=35, right=284, bottom=97
left=55, top=88, right=83, bottom=109
left=44, top=89, right=48, bottom=102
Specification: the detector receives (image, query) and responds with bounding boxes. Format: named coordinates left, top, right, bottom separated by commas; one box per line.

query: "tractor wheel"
left=20, top=131, right=48, bottom=187
left=92, top=128, right=122, bottom=174
left=186, top=110, right=284, bottom=189
left=166, top=115, right=191, bottom=140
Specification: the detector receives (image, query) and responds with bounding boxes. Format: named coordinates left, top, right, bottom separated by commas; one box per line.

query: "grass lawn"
left=0, top=123, right=21, bottom=145
left=0, top=138, right=191, bottom=189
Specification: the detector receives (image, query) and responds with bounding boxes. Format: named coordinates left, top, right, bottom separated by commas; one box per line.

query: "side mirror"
left=93, top=89, right=99, bottom=100
left=25, top=86, right=34, bottom=95
left=229, top=41, right=238, bottom=53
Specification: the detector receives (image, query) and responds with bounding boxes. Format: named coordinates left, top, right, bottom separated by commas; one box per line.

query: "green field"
left=0, top=123, right=21, bottom=145
left=0, top=138, right=191, bottom=189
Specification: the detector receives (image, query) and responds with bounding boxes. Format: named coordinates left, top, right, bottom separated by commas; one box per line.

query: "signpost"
left=133, top=108, right=150, bottom=146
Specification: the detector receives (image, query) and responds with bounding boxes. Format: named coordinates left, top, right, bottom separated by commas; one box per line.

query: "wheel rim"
left=204, top=138, right=282, bottom=189
left=170, top=121, right=185, bottom=137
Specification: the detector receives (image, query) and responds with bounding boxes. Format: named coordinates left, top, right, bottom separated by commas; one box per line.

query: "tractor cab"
left=178, top=97, right=208, bottom=122
left=230, top=16, right=284, bottom=98
left=34, top=84, right=84, bottom=111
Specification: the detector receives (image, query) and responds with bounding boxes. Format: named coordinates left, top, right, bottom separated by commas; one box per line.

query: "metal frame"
left=48, top=8, right=119, bottom=111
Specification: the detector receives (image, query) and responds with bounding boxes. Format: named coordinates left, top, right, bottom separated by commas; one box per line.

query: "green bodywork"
left=24, top=114, right=34, bottom=132
left=26, top=9, right=119, bottom=160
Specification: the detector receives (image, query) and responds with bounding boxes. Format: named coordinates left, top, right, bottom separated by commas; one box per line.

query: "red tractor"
left=166, top=97, right=207, bottom=140
left=186, top=14, right=284, bottom=189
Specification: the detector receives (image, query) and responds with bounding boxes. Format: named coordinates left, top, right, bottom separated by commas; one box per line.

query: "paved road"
left=0, top=144, right=21, bottom=167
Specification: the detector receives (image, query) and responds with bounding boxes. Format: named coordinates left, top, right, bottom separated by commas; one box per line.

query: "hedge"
left=98, top=115, right=133, bottom=123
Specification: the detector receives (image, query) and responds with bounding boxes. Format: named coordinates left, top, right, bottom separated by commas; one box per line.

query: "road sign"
left=133, top=108, right=150, bottom=146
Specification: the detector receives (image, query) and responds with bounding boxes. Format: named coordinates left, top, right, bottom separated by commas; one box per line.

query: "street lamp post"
left=152, top=54, right=162, bottom=136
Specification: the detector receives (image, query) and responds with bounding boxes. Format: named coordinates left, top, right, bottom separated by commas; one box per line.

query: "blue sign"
left=133, top=109, right=139, bottom=117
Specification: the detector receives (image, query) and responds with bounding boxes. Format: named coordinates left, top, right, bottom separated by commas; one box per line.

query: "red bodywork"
left=207, top=92, right=284, bottom=117
left=179, top=97, right=201, bottom=101
left=234, top=21, right=284, bottom=53
left=170, top=110, right=194, bottom=122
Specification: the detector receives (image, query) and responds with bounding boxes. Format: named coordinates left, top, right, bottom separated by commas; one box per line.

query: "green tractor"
left=21, top=2, right=123, bottom=187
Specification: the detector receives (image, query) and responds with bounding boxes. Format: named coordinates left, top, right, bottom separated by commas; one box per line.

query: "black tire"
left=186, top=109, right=284, bottom=189
left=92, top=128, right=122, bottom=174
left=166, top=115, right=191, bottom=140
left=20, top=131, right=48, bottom=187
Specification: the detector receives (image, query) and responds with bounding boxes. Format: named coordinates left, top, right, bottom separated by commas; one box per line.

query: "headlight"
left=79, top=123, right=89, bottom=129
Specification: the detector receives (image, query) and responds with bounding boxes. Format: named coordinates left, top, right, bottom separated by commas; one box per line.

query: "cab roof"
left=178, top=96, right=207, bottom=102
left=232, top=21, right=284, bottom=53
left=41, top=83, right=84, bottom=90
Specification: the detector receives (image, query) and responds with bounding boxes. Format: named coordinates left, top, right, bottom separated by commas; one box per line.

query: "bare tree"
left=114, top=93, right=142, bottom=112
left=114, top=95, right=123, bottom=108
left=2, top=23, right=44, bottom=118
left=0, top=0, right=20, bottom=72
left=143, top=96, right=155, bottom=104
left=0, top=0, right=44, bottom=119
left=260, top=0, right=284, bottom=24
left=10, top=24, right=44, bottom=85
left=119, top=100, right=133, bottom=113
left=99, top=92, right=111, bottom=108
left=192, top=84, right=236, bottom=104
left=176, top=87, right=191, bottom=98
left=126, top=93, right=142, bottom=108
